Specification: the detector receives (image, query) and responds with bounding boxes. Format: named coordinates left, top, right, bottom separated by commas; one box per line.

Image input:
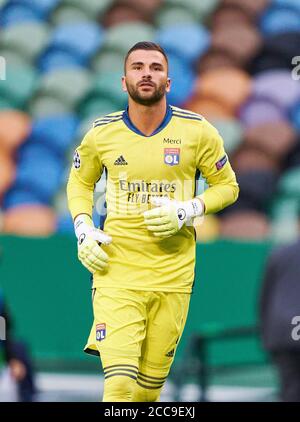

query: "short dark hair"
left=124, top=41, right=168, bottom=73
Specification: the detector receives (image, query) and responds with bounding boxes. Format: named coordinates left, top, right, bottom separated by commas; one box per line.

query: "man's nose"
left=141, top=68, right=152, bottom=79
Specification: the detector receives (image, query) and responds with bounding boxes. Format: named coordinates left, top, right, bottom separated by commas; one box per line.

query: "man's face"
left=122, top=49, right=171, bottom=106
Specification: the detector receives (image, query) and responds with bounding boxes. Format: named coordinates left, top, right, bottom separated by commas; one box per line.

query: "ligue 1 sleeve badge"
left=164, top=148, right=180, bottom=166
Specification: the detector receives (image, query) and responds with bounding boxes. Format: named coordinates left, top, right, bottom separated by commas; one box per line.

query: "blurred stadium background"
left=1, top=0, right=300, bottom=402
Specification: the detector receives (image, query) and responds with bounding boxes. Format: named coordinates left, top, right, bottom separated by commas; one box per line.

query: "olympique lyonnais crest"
left=164, top=148, right=180, bottom=166
left=96, top=323, right=106, bottom=341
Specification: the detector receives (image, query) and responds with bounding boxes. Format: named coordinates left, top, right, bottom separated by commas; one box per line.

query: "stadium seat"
left=167, top=54, right=195, bottom=106
left=34, top=68, right=92, bottom=108
left=195, top=68, right=252, bottom=114
left=211, top=23, right=263, bottom=67
left=260, top=6, right=300, bottom=35
left=29, top=96, right=72, bottom=117
left=155, top=6, right=197, bottom=27
left=278, top=167, right=300, bottom=200
left=46, top=22, right=104, bottom=63
left=79, top=97, right=118, bottom=120
left=89, top=72, right=128, bottom=108
left=253, top=70, right=300, bottom=110
left=274, top=0, right=300, bottom=12
left=64, top=0, right=113, bottom=18
left=232, top=146, right=279, bottom=172
left=0, top=22, right=50, bottom=62
left=56, top=213, right=74, bottom=233
left=0, top=64, right=37, bottom=107
left=51, top=5, right=90, bottom=25
left=239, top=97, right=286, bottom=128
left=29, top=114, right=79, bottom=157
left=18, top=0, right=60, bottom=17
left=219, top=211, right=270, bottom=240
left=92, top=50, right=124, bottom=75
left=196, top=49, right=240, bottom=74
left=2, top=205, right=57, bottom=236
left=38, top=50, right=84, bottom=73
left=0, top=148, right=15, bottom=198
left=211, top=5, right=253, bottom=31
left=244, top=121, right=297, bottom=160
left=0, top=110, right=31, bottom=154
left=15, top=143, right=64, bottom=203
left=291, top=101, right=300, bottom=132
left=156, top=23, right=210, bottom=64
left=222, top=0, right=270, bottom=18
left=102, top=3, right=151, bottom=27
left=0, top=3, right=42, bottom=27
left=252, top=32, right=300, bottom=74
left=164, top=0, right=220, bottom=21
left=185, top=97, right=234, bottom=120
left=235, top=170, right=278, bottom=212
left=210, top=118, right=243, bottom=154
left=3, top=187, right=47, bottom=209
left=103, top=22, right=155, bottom=54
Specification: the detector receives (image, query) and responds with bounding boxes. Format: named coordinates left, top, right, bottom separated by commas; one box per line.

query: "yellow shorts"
left=85, top=287, right=190, bottom=373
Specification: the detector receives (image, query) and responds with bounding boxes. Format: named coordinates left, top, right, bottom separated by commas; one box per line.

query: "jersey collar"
left=122, top=104, right=173, bottom=137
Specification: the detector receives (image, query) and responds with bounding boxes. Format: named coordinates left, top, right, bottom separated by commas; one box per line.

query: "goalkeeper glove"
left=74, top=214, right=112, bottom=273
left=143, top=197, right=204, bottom=238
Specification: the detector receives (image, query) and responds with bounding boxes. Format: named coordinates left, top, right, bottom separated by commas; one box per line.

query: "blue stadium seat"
left=156, top=23, right=210, bottom=64
left=274, top=0, right=300, bottom=13
left=56, top=213, right=74, bottom=233
left=0, top=0, right=60, bottom=26
left=260, top=6, right=300, bottom=35
left=38, top=50, right=84, bottom=73
left=29, top=114, right=79, bottom=157
left=167, top=54, right=195, bottom=106
left=0, top=3, right=42, bottom=27
left=3, top=187, right=47, bottom=209
left=15, top=143, right=64, bottom=202
left=291, top=102, right=300, bottom=132
left=48, top=22, right=103, bottom=62
left=16, top=0, right=60, bottom=17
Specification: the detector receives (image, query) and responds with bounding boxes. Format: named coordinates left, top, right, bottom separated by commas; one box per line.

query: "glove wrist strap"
left=74, top=214, right=93, bottom=239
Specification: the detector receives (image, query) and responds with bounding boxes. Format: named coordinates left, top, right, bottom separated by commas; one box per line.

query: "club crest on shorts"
left=164, top=148, right=180, bottom=166
left=96, top=323, right=106, bottom=341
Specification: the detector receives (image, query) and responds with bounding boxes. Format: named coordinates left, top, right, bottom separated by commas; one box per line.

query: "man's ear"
left=121, top=76, right=127, bottom=93
left=166, top=78, right=171, bottom=93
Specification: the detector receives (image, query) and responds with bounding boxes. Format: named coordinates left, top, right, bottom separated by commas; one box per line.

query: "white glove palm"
left=74, top=214, right=112, bottom=273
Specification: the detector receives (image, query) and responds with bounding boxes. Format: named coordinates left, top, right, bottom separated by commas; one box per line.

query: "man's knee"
left=103, top=374, right=136, bottom=402
left=132, top=382, right=162, bottom=402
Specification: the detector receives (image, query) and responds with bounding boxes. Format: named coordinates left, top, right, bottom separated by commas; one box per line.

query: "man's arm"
left=196, top=119, right=239, bottom=214
left=67, top=128, right=102, bottom=220
left=67, top=128, right=112, bottom=273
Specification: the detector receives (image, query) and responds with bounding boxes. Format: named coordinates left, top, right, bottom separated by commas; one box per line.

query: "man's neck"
left=127, top=98, right=167, bottom=136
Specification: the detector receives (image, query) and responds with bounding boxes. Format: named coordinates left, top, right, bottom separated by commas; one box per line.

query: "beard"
left=125, top=80, right=167, bottom=106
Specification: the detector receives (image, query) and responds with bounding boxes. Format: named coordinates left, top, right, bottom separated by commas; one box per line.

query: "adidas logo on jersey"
left=165, top=349, right=174, bottom=358
left=114, top=155, right=128, bottom=165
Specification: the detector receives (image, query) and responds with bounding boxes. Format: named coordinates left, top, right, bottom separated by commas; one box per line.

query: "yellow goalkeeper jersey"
left=67, top=105, right=239, bottom=293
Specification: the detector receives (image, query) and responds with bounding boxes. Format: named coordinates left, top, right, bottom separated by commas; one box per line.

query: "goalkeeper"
left=67, top=42, right=239, bottom=402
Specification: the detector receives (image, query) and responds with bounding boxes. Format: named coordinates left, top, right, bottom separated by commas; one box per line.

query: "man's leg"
left=84, top=288, right=148, bottom=402
left=132, top=291, right=191, bottom=402
left=272, top=351, right=300, bottom=402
